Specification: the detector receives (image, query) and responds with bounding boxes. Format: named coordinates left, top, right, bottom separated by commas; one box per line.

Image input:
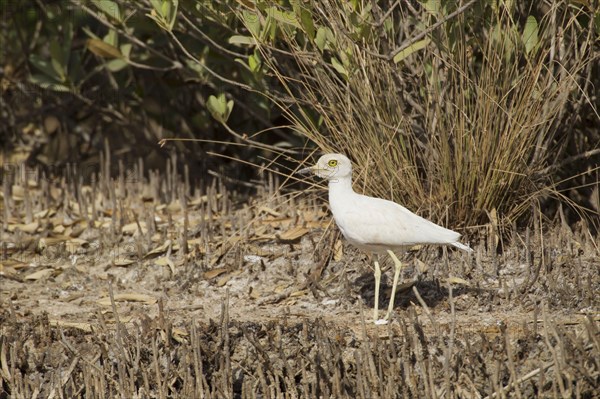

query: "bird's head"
left=298, top=153, right=352, bottom=180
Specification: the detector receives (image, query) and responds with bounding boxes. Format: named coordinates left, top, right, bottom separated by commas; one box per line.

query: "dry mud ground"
left=0, top=166, right=599, bottom=398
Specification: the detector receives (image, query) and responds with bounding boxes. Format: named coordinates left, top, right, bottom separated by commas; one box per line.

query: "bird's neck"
left=328, top=176, right=354, bottom=195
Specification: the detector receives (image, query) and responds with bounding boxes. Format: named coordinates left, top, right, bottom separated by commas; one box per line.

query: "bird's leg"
left=384, top=250, right=403, bottom=320
left=373, top=258, right=382, bottom=322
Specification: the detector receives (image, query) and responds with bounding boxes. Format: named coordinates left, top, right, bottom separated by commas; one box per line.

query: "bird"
left=299, top=153, right=472, bottom=324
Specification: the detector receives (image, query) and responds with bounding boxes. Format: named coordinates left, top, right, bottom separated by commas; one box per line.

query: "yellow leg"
left=373, top=260, right=381, bottom=322
left=384, top=250, right=403, bottom=320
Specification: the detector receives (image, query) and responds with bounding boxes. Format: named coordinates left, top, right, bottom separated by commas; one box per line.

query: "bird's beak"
left=297, top=165, right=316, bottom=175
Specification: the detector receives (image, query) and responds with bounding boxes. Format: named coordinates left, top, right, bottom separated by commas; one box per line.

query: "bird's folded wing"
left=334, top=196, right=461, bottom=247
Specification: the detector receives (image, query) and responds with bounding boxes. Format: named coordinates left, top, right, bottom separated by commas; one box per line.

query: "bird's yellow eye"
left=327, top=159, right=338, bottom=167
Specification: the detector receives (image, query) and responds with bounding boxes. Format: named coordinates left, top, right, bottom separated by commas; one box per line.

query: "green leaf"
left=168, top=0, right=178, bottom=30
left=150, top=0, right=163, bottom=16
left=104, top=29, right=119, bottom=47
left=266, top=7, right=300, bottom=29
left=225, top=100, right=234, bottom=122
left=49, top=38, right=64, bottom=64
left=423, top=0, right=442, bottom=16
left=49, top=40, right=66, bottom=81
left=161, top=1, right=171, bottom=20
left=331, top=57, right=348, bottom=79
left=62, top=19, right=73, bottom=67
left=147, top=0, right=178, bottom=30
left=315, top=28, right=326, bottom=51
left=522, top=16, right=538, bottom=54
left=207, top=95, right=225, bottom=122
left=106, top=58, right=128, bottom=72
left=262, top=12, right=278, bottom=42
left=292, top=1, right=315, bottom=40
left=92, top=0, right=121, bottom=22
left=50, top=59, right=65, bottom=82
left=315, top=27, right=334, bottom=52
left=229, top=35, right=256, bottom=46
left=160, top=0, right=178, bottom=30
left=120, top=43, right=132, bottom=58
left=393, top=38, right=431, bottom=63
left=248, top=54, right=261, bottom=73
left=207, top=94, right=233, bottom=123
left=29, top=54, right=61, bottom=81
left=241, top=10, right=261, bottom=38
left=29, top=74, right=70, bottom=92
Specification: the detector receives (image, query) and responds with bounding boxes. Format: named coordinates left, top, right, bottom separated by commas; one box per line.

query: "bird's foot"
left=371, top=303, right=393, bottom=324
left=371, top=310, right=392, bottom=325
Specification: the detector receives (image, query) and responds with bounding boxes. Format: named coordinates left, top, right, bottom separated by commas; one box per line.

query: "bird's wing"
left=333, top=194, right=461, bottom=248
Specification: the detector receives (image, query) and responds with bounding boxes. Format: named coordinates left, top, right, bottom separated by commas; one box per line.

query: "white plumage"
left=300, top=153, right=472, bottom=324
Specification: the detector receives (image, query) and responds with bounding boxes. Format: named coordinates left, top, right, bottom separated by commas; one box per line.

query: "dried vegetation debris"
left=0, top=304, right=598, bottom=398
left=0, top=161, right=599, bottom=397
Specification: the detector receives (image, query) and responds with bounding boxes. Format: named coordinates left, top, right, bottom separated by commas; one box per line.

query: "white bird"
left=299, top=153, right=472, bottom=324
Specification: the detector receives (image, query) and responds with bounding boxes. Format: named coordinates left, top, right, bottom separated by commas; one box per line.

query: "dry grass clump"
left=245, top=1, right=599, bottom=229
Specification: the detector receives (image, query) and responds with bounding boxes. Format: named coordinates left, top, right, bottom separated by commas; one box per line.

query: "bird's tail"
left=452, top=242, right=473, bottom=252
